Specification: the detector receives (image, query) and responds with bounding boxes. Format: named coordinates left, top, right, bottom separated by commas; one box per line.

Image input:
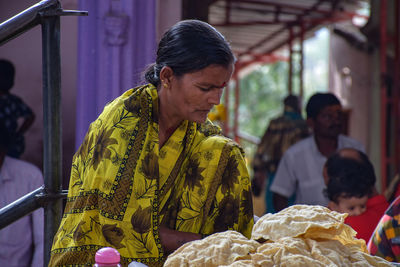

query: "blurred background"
left=0, top=0, right=398, bottom=216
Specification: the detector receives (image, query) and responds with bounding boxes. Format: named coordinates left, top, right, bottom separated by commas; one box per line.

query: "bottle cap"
left=95, top=247, right=120, bottom=264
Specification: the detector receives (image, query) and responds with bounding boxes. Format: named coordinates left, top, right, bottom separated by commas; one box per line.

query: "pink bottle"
left=93, top=247, right=122, bottom=267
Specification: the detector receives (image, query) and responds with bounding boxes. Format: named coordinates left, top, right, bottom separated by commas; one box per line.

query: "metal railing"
left=0, top=1, right=87, bottom=266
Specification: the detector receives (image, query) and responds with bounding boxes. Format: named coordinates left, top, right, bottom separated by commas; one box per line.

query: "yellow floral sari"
left=49, top=84, right=254, bottom=267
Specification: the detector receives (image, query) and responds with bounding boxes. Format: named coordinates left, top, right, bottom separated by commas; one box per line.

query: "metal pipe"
left=299, top=21, right=304, bottom=104
left=233, top=73, right=240, bottom=142
left=0, top=1, right=87, bottom=266
left=0, top=187, right=68, bottom=230
left=0, top=0, right=58, bottom=45
left=288, top=26, right=293, bottom=95
left=237, top=130, right=260, bottom=145
left=228, top=0, right=336, bottom=15
left=41, top=8, right=63, bottom=265
left=0, top=187, right=44, bottom=229
left=224, top=77, right=230, bottom=136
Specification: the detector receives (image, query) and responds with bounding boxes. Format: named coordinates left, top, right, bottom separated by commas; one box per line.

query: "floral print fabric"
left=49, top=84, right=253, bottom=267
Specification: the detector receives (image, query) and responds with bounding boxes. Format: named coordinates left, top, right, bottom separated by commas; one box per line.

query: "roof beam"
left=228, top=0, right=337, bottom=15
left=213, top=12, right=353, bottom=27
left=218, top=0, right=359, bottom=58
left=238, top=24, right=286, bottom=57
left=213, top=2, right=306, bottom=16
left=251, top=0, right=336, bottom=55
left=182, top=0, right=214, bottom=22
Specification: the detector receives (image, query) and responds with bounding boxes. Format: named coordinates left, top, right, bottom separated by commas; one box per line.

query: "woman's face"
left=168, top=64, right=234, bottom=123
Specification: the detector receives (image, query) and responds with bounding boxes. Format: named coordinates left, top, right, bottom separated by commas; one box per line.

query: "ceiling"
left=207, top=0, right=367, bottom=64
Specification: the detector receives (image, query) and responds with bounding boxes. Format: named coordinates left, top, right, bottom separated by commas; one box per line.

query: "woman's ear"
left=159, top=66, right=174, bottom=86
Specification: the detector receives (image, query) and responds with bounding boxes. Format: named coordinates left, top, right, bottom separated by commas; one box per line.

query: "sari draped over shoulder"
left=49, top=84, right=254, bottom=267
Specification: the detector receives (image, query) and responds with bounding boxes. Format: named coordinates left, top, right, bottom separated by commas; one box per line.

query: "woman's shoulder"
left=196, top=119, right=222, bottom=137
left=96, top=85, right=154, bottom=124
left=102, top=86, right=143, bottom=112
left=195, top=126, right=244, bottom=156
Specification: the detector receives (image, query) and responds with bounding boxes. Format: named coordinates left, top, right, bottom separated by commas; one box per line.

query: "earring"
left=164, top=83, right=168, bottom=88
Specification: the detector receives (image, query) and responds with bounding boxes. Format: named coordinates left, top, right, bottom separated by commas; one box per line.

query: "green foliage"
left=228, top=28, right=329, bottom=162
left=237, top=62, right=288, bottom=138
left=303, top=27, right=329, bottom=100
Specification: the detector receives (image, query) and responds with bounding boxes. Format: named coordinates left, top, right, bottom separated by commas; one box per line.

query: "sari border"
left=63, top=87, right=152, bottom=221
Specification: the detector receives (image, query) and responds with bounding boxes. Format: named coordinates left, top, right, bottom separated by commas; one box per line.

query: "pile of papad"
left=164, top=205, right=393, bottom=267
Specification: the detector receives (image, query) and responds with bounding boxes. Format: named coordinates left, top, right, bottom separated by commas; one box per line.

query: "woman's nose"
left=209, top=89, right=222, bottom=105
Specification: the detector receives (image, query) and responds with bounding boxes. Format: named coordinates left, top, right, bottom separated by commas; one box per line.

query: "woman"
left=49, top=20, right=254, bottom=267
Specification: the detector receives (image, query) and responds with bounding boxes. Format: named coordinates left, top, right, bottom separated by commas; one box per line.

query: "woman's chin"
left=191, top=115, right=208, bottom=124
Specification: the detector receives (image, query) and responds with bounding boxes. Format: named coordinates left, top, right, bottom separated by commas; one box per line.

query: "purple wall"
left=76, top=0, right=156, bottom=147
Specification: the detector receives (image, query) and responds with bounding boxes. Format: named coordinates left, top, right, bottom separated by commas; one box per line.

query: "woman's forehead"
left=183, top=64, right=233, bottom=83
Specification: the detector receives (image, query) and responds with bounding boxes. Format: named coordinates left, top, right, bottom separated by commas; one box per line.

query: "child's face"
left=328, top=195, right=368, bottom=216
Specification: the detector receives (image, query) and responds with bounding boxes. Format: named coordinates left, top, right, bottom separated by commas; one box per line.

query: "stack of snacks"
left=165, top=205, right=393, bottom=266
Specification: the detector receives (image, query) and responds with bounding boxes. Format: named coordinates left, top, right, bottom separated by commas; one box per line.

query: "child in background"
left=324, top=148, right=389, bottom=242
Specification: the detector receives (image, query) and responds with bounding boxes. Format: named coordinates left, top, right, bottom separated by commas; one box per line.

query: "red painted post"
left=380, top=0, right=388, bottom=191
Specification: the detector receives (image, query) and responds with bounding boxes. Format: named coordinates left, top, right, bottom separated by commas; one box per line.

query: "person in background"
left=368, top=195, right=400, bottom=262
left=0, top=119, right=44, bottom=267
left=0, top=59, right=35, bottom=158
left=324, top=148, right=389, bottom=242
left=270, top=92, right=365, bottom=212
left=252, top=94, right=309, bottom=213
left=49, top=20, right=254, bottom=266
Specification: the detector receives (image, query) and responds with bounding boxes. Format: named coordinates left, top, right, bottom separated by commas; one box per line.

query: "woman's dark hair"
left=306, top=92, right=341, bottom=119
left=0, top=59, right=15, bottom=92
left=144, top=20, right=235, bottom=87
left=324, top=149, right=376, bottom=203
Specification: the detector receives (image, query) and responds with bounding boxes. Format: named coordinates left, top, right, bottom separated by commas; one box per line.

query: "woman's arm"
left=159, top=225, right=201, bottom=255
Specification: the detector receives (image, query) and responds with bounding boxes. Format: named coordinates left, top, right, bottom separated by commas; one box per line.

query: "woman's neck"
left=158, top=93, right=181, bottom=147
left=158, top=118, right=180, bottom=148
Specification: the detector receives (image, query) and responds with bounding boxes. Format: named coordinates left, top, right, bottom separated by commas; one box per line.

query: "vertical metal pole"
left=223, top=0, right=231, bottom=137
left=288, top=26, right=293, bottom=95
left=225, top=0, right=231, bottom=24
left=41, top=14, right=63, bottom=266
left=223, top=77, right=230, bottom=136
left=299, top=22, right=304, bottom=103
left=380, top=0, right=388, bottom=192
left=233, top=73, right=240, bottom=142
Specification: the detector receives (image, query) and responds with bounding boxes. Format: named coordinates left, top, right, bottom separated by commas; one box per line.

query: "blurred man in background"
left=270, top=92, right=364, bottom=211
left=252, top=95, right=309, bottom=213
